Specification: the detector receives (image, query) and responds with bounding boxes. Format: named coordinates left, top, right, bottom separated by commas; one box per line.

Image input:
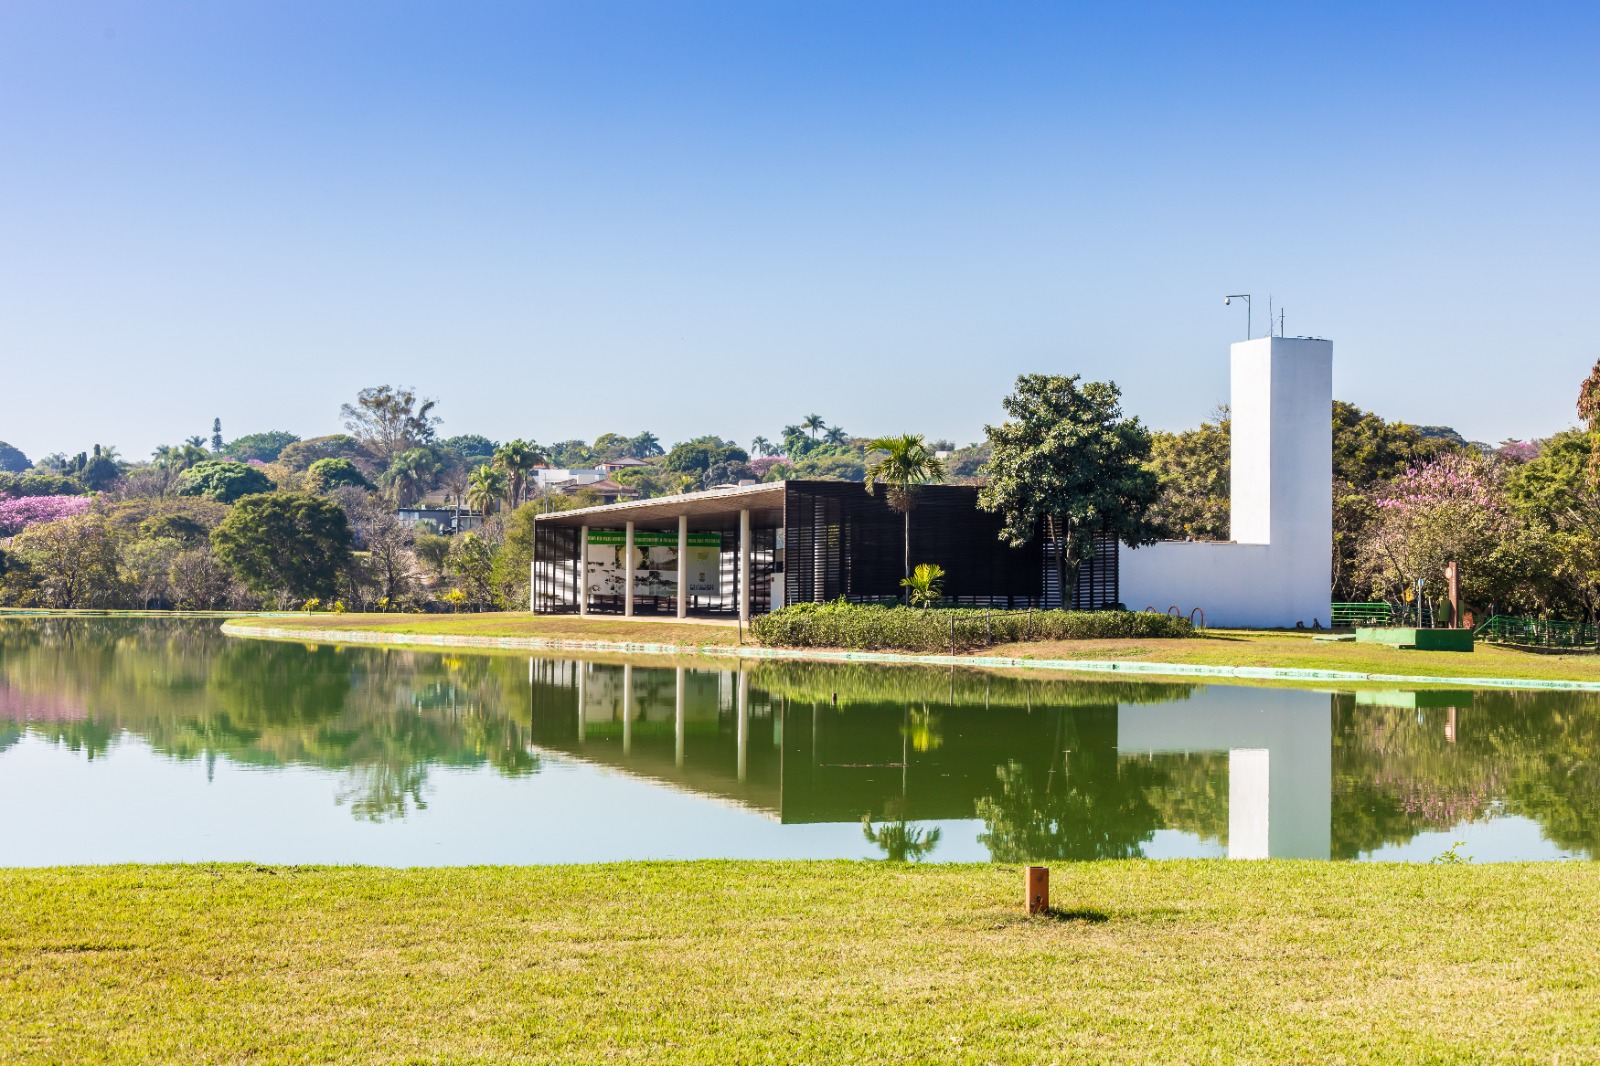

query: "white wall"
left=1121, top=336, right=1333, bottom=629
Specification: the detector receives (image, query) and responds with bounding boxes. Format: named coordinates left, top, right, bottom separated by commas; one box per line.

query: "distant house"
left=579, top=479, right=640, bottom=505
left=597, top=457, right=651, bottom=474
left=533, top=467, right=605, bottom=490
left=396, top=507, right=483, bottom=534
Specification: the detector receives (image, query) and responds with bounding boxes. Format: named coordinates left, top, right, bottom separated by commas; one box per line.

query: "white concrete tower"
left=1119, top=335, right=1332, bottom=628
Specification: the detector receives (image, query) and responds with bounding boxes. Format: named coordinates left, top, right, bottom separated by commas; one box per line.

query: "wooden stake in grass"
left=1026, top=866, right=1049, bottom=914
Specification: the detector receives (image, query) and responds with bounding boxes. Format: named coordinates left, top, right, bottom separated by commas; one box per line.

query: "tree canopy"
left=210, top=492, right=353, bottom=605
left=221, top=431, right=300, bottom=463
left=177, top=460, right=275, bottom=503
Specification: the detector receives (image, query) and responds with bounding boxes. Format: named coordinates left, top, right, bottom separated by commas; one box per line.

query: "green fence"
left=1474, top=615, right=1599, bottom=649
left=1331, top=602, right=1393, bottom=628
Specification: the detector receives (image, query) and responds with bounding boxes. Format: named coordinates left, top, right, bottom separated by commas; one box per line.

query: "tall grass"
left=752, top=600, right=1193, bottom=652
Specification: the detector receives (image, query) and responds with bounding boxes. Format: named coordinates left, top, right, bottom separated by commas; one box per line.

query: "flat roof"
left=533, top=480, right=786, bottom=532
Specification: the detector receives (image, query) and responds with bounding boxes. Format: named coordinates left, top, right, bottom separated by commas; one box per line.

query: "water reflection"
left=1, top=616, right=1598, bottom=863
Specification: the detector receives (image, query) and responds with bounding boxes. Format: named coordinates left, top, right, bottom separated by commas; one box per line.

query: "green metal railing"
left=1474, top=615, right=1599, bottom=649
left=1331, top=602, right=1393, bottom=628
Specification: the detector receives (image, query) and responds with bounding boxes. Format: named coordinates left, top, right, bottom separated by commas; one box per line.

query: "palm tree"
left=466, top=465, right=507, bottom=517
left=861, top=815, right=942, bottom=862
left=823, top=426, right=848, bottom=446
left=802, top=414, right=826, bottom=440
left=629, top=431, right=662, bottom=459
left=493, top=439, right=545, bottom=508
left=863, top=434, right=947, bottom=598
left=750, top=436, right=772, bottom=458
left=380, top=448, right=441, bottom=507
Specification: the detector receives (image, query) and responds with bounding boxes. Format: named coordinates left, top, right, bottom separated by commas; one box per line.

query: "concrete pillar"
left=576, top=661, right=586, bottom=743
left=738, top=508, right=751, bottom=625
left=676, top=515, right=689, bottom=619
left=675, top=667, right=686, bottom=768
left=622, top=663, right=633, bottom=756
left=579, top=526, right=590, bottom=617
left=529, top=559, right=537, bottom=615
left=737, top=667, right=749, bottom=782
left=624, top=521, right=635, bottom=617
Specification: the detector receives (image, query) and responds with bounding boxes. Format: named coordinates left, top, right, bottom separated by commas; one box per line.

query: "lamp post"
left=1224, top=294, right=1252, bottom=340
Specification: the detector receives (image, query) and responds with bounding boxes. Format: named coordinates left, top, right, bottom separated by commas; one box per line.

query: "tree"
left=211, top=492, right=353, bottom=606
left=466, top=465, right=507, bottom=516
left=440, top=434, right=499, bottom=463
left=211, top=418, right=224, bottom=454
left=979, top=374, right=1160, bottom=607
left=221, top=431, right=300, bottom=463
left=591, top=433, right=631, bottom=462
left=378, top=448, right=441, bottom=507
left=1332, top=401, right=1461, bottom=487
left=900, top=562, right=946, bottom=608
left=306, top=457, right=371, bottom=493
left=802, top=414, right=826, bottom=440
left=863, top=434, right=947, bottom=595
left=152, top=442, right=209, bottom=472
left=1146, top=407, right=1230, bottom=540
left=662, top=440, right=748, bottom=481
left=629, top=431, right=663, bottom=459
left=333, top=488, right=419, bottom=607
left=0, top=441, right=29, bottom=473
left=278, top=435, right=365, bottom=472
left=861, top=816, right=942, bottom=862
left=177, top=459, right=274, bottom=503
left=493, top=439, right=545, bottom=508
left=750, top=436, right=772, bottom=458
left=823, top=426, right=849, bottom=446
left=79, top=444, right=122, bottom=492
left=7, top=514, right=125, bottom=608
left=340, top=385, right=441, bottom=465
left=1506, top=430, right=1600, bottom=619
left=446, top=531, right=497, bottom=609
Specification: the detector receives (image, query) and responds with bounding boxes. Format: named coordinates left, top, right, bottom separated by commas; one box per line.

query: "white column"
left=736, top=668, right=749, bottom=783
left=676, top=515, right=689, bottom=619
left=624, top=521, right=635, bottom=618
left=674, top=667, right=686, bottom=768
left=622, top=663, right=633, bottom=756
left=576, top=662, right=586, bottom=743
left=1228, top=748, right=1269, bottom=860
left=529, top=559, right=537, bottom=615
left=738, top=508, right=751, bottom=625
left=579, top=526, right=590, bottom=617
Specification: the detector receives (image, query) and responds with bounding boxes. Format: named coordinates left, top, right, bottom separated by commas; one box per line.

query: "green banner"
left=587, top=529, right=721, bottom=548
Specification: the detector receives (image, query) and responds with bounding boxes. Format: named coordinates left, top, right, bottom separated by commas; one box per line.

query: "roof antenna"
left=1279, top=307, right=1286, bottom=338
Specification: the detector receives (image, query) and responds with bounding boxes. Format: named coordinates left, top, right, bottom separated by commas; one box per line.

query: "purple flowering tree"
left=0, top=495, right=91, bottom=537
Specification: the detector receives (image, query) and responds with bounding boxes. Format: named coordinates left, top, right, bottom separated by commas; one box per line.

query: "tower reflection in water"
left=528, top=660, right=1364, bottom=861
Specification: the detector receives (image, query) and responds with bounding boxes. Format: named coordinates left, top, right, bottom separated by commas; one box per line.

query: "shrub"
left=751, top=600, right=1192, bottom=653
left=178, top=459, right=274, bottom=503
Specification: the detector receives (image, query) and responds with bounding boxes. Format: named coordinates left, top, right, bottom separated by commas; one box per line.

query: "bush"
left=751, top=600, right=1192, bottom=653
left=178, top=460, right=274, bottom=503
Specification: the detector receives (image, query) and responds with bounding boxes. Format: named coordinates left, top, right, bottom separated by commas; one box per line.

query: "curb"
left=217, top=622, right=1600, bottom=693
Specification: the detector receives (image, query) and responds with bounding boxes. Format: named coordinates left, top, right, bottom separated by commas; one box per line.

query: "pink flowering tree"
left=0, top=495, right=91, bottom=537
left=1361, top=453, right=1542, bottom=617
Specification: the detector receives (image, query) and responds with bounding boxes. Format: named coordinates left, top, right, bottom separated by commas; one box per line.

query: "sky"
left=1, top=1, right=1597, bottom=462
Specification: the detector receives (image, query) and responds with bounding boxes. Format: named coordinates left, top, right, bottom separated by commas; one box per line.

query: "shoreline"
left=219, top=619, right=1600, bottom=692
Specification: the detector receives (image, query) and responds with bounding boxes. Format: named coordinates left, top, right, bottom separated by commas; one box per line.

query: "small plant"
left=442, top=588, right=468, bottom=612
left=900, top=563, right=946, bottom=608
left=301, top=597, right=322, bottom=613
left=376, top=596, right=392, bottom=613
left=330, top=600, right=346, bottom=614
left=1431, top=841, right=1472, bottom=865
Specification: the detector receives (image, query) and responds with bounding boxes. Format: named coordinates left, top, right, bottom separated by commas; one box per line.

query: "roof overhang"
left=533, top=481, right=787, bottom=532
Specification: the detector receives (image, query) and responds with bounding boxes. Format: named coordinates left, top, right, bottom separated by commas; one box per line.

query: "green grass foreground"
left=245, top=611, right=1600, bottom=684
left=3, top=862, right=1598, bottom=1063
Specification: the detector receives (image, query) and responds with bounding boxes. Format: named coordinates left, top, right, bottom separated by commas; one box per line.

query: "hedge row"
left=751, top=601, right=1193, bottom=653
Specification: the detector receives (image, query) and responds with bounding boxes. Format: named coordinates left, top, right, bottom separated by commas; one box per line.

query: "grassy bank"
left=2, top=862, right=1597, bottom=1063
left=238, top=611, right=1600, bottom=684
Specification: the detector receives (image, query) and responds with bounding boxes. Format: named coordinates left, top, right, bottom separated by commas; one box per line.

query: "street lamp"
left=1224, top=294, right=1251, bottom=340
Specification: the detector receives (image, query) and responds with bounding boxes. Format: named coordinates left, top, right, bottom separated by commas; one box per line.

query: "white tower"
left=1119, top=335, right=1333, bottom=628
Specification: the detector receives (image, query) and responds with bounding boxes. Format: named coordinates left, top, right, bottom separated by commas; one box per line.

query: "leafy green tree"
left=1332, top=401, right=1462, bottom=487
left=979, top=374, right=1161, bottom=607
left=590, top=433, right=632, bottom=462
left=861, top=816, right=942, bottom=862
left=823, top=426, right=849, bottom=446
left=414, top=533, right=452, bottom=578
left=177, top=459, right=274, bottom=503
left=900, top=562, right=945, bottom=608
left=1146, top=407, right=1230, bottom=540
left=446, top=531, right=497, bottom=609
left=277, top=435, right=365, bottom=472
left=340, top=385, right=440, bottom=465
left=629, top=431, right=663, bottom=458
left=662, top=439, right=747, bottom=478
left=211, top=492, right=353, bottom=605
left=788, top=452, right=865, bottom=481
left=440, top=434, right=498, bottom=463
left=863, top=434, right=947, bottom=593
left=139, top=513, right=208, bottom=544
left=221, top=431, right=300, bottom=463
left=79, top=444, right=123, bottom=492
left=750, top=435, right=772, bottom=458
left=491, top=503, right=540, bottom=608
left=211, top=418, right=224, bottom=454
left=7, top=514, right=126, bottom=608
left=1506, top=430, right=1600, bottom=618
left=0, top=441, right=29, bottom=473
left=802, top=414, right=826, bottom=440
left=306, top=457, right=371, bottom=493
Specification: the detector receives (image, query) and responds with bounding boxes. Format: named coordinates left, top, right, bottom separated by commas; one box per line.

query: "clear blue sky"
left=2, top=1, right=1596, bottom=461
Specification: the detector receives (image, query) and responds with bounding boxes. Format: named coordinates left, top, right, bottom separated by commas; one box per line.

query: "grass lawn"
left=240, top=612, right=1600, bottom=685
left=2, top=862, right=1597, bottom=1064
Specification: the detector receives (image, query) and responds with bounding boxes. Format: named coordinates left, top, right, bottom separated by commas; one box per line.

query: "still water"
left=1, top=617, right=1596, bottom=866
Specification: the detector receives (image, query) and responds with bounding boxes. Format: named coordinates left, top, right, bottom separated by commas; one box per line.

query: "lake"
left=1, top=616, right=1595, bottom=866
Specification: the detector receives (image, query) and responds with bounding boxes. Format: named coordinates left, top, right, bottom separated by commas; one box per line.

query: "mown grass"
left=2, top=862, right=1597, bottom=1064
left=250, top=612, right=1600, bottom=684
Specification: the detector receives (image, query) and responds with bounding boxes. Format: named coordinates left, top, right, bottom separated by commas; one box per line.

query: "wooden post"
left=1026, top=866, right=1049, bottom=914
left=1445, top=561, right=1461, bottom=628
